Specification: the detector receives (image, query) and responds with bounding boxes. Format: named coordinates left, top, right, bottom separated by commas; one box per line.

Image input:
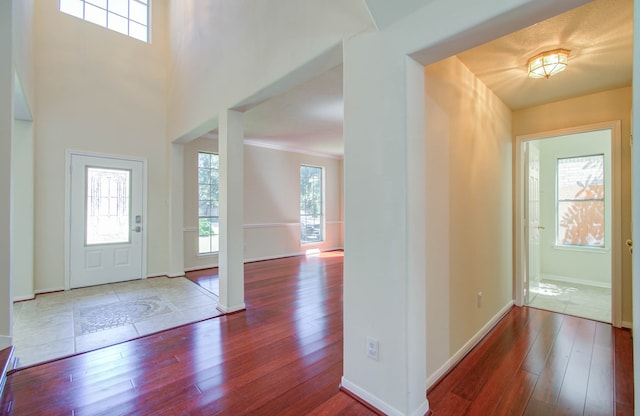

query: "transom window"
left=300, top=165, right=324, bottom=244
left=557, top=154, right=605, bottom=247
left=59, top=0, right=150, bottom=42
left=198, top=152, right=219, bottom=254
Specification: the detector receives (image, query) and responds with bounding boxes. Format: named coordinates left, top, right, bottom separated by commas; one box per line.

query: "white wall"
left=13, top=0, right=35, bottom=112
left=11, top=120, right=35, bottom=300
left=537, top=131, right=611, bottom=287
left=0, top=0, right=14, bottom=349
left=424, top=56, right=513, bottom=378
left=342, top=1, right=589, bottom=413
left=167, top=0, right=373, bottom=141
left=183, top=137, right=343, bottom=270
left=244, top=144, right=343, bottom=261
left=33, top=1, right=170, bottom=292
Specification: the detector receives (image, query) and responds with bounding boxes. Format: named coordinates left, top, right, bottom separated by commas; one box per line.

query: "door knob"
left=132, top=226, right=142, bottom=233
left=536, top=225, right=545, bottom=230
left=627, top=239, right=633, bottom=254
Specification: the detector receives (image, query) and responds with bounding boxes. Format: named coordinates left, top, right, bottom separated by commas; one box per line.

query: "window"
left=59, top=0, right=150, bottom=42
left=198, top=152, right=219, bottom=254
left=86, top=167, right=130, bottom=245
left=557, top=154, right=605, bottom=247
left=300, top=165, right=324, bottom=244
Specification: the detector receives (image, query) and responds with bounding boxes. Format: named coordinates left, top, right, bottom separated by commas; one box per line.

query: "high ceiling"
left=236, top=0, right=632, bottom=158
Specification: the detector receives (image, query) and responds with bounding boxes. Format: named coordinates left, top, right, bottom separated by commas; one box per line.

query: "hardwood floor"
left=1, top=252, right=377, bottom=415
left=1, top=253, right=634, bottom=415
left=427, top=306, right=634, bottom=415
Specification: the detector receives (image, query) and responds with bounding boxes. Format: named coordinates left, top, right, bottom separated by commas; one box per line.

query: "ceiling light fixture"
left=527, top=49, right=570, bottom=79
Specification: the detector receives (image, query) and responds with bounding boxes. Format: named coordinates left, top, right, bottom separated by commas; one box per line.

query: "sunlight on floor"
left=527, top=279, right=610, bottom=323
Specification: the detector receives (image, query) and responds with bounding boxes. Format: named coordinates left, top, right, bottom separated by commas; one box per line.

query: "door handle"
left=536, top=225, right=545, bottom=230
left=132, top=226, right=142, bottom=233
left=626, top=239, right=633, bottom=254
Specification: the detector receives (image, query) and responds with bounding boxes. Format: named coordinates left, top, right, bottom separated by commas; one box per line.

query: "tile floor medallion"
left=12, top=277, right=222, bottom=368
left=77, top=296, right=173, bottom=334
left=527, top=278, right=611, bottom=323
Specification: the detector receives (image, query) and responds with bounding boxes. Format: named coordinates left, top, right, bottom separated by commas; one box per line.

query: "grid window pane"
left=129, top=1, right=148, bottom=25
left=85, top=3, right=107, bottom=27
left=300, top=165, right=324, bottom=244
left=108, top=12, right=128, bottom=35
left=86, top=0, right=107, bottom=9
left=557, top=154, right=605, bottom=247
left=59, top=0, right=84, bottom=18
left=198, top=153, right=219, bottom=254
left=129, top=21, right=148, bottom=42
left=109, top=0, right=129, bottom=18
left=58, top=0, right=149, bottom=43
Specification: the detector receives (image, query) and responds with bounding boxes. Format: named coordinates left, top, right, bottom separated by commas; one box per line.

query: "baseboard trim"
left=540, top=273, right=611, bottom=289
left=13, top=294, right=35, bottom=302
left=216, top=302, right=246, bottom=314
left=340, top=377, right=429, bottom=416
left=34, top=287, right=65, bottom=295
left=185, top=263, right=218, bottom=272
left=426, top=301, right=514, bottom=391
left=622, top=320, right=633, bottom=329
left=244, top=247, right=344, bottom=264
left=184, top=247, right=345, bottom=272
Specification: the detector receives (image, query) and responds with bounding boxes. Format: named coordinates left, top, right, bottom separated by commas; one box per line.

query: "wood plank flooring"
left=1, top=253, right=634, bottom=415
left=427, top=306, right=634, bottom=415
left=1, top=252, right=377, bottom=415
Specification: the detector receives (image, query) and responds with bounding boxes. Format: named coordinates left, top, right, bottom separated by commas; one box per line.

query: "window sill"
left=553, top=245, right=608, bottom=254
left=198, top=252, right=219, bottom=257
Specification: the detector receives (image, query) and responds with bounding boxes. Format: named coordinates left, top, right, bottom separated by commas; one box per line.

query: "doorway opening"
left=516, top=122, right=622, bottom=325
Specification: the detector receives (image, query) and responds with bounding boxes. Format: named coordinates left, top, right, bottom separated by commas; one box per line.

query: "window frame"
left=299, top=164, right=325, bottom=245
left=58, top=0, right=151, bottom=43
left=198, top=152, right=219, bottom=255
left=556, top=153, right=606, bottom=248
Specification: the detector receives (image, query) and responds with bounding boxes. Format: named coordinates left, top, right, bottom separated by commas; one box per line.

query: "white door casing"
left=525, top=142, right=542, bottom=304
left=67, top=152, right=146, bottom=289
left=515, top=121, right=622, bottom=327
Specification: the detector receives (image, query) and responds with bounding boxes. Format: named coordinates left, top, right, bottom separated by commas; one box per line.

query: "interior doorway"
left=516, top=122, right=622, bottom=325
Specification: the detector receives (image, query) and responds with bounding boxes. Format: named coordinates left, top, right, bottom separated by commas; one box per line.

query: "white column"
left=168, top=142, right=185, bottom=277
left=0, top=0, right=14, bottom=349
left=217, top=109, right=245, bottom=313
left=341, top=31, right=428, bottom=415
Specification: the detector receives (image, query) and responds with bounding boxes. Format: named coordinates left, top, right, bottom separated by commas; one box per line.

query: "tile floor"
left=527, top=278, right=611, bottom=323
left=12, top=276, right=221, bottom=368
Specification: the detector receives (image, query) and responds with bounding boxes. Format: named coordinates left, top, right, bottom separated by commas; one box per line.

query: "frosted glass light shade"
left=527, top=49, right=570, bottom=79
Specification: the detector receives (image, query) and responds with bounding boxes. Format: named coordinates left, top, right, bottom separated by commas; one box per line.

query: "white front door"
left=69, top=153, right=145, bottom=289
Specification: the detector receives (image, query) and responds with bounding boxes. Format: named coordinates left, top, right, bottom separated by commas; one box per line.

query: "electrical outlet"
left=477, top=291, right=482, bottom=308
left=366, top=336, right=379, bottom=361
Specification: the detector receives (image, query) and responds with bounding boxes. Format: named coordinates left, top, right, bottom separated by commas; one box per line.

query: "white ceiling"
left=456, top=0, right=633, bottom=111
left=243, top=64, right=344, bottom=158
left=232, top=0, right=633, bottom=158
